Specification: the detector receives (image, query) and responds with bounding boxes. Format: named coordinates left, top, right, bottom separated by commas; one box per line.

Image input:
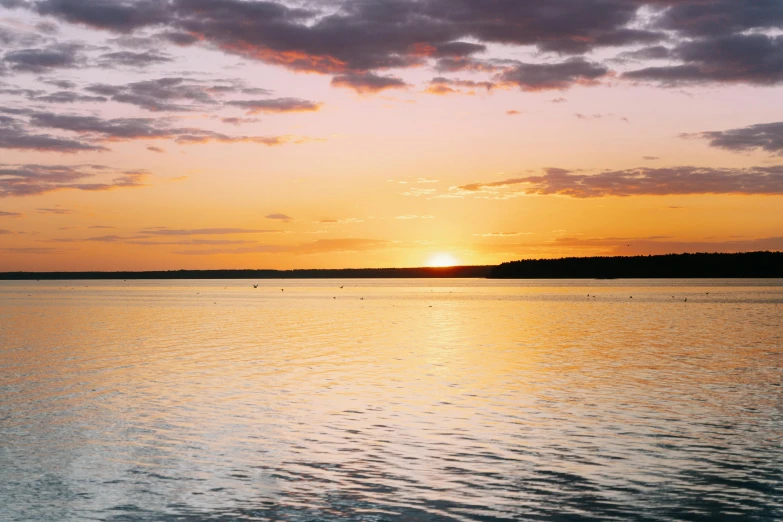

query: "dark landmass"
left=1, top=252, right=780, bottom=280
left=0, top=266, right=493, bottom=280
left=490, top=252, right=783, bottom=279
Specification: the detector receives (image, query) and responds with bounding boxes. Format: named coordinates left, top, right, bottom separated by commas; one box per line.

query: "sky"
left=0, top=0, right=782, bottom=271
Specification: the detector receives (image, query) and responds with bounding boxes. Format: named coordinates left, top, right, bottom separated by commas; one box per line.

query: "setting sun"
left=427, top=253, right=459, bottom=267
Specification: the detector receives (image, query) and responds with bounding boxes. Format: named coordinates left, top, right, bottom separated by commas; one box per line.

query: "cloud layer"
left=0, top=163, right=146, bottom=197
left=688, top=122, right=783, bottom=156
left=4, top=0, right=783, bottom=90
left=456, top=166, right=783, bottom=198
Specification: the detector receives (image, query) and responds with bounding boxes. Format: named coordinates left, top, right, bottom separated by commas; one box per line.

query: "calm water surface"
left=0, top=279, right=781, bottom=521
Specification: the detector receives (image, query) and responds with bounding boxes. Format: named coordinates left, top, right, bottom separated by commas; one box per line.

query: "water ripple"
left=0, top=279, right=781, bottom=521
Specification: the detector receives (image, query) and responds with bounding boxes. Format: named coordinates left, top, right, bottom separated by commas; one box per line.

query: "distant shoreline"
left=490, top=252, right=782, bottom=279
left=1, top=252, right=780, bottom=280
left=0, top=266, right=493, bottom=280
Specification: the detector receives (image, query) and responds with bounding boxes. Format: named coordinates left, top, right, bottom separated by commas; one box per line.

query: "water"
left=0, top=279, right=781, bottom=521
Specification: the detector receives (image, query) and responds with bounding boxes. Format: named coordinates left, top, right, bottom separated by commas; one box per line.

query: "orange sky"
left=1, top=1, right=782, bottom=270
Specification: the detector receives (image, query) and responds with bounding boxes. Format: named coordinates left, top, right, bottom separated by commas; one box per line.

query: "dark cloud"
left=0, top=210, right=23, bottom=217
left=0, top=163, right=147, bottom=197
left=36, top=0, right=171, bottom=32
left=0, top=85, right=106, bottom=103
left=687, top=121, right=783, bottom=156
left=28, top=112, right=177, bottom=139
left=0, top=0, right=30, bottom=8
left=0, top=114, right=107, bottom=152
left=456, top=166, right=783, bottom=198
left=97, top=50, right=173, bottom=68
left=616, top=45, right=672, bottom=61
left=24, top=0, right=652, bottom=85
left=33, top=91, right=107, bottom=103
left=0, top=86, right=45, bottom=97
left=159, top=0, right=660, bottom=72
left=146, top=145, right=164, bottom=153
left=160, top=31, right=199, bottom=46
left=85, top=77, right=220, bottom=111
left=434, top=56, right=507, bottom=74
left=0, top=24, right=47, bottom=47
left=220, top=117, right=259, bottom=126
left=497, top=58, right=609, bottom=91
left=13, top=0, right=783, bottom=88
left=3, top=44, right=85, bottom=73
left=431, top=41, right=486, bottom=57
left=226, top=98, right=322, bottom=114
left=39, top=78, right=77, bottom=89
left=625, top=34, right=783, bottom=86
left=425, top=76, right=495, bottom=95
left=15, top=110, right=307, bottom=148
left=331, top=72, right=409, bottom=93
left=78, top=77, right=290, bottom=113
left=656, top=0, right=783, bottom=38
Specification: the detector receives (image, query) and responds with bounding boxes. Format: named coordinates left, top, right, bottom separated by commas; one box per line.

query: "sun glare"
left=427, top=253, right=459, bottom=267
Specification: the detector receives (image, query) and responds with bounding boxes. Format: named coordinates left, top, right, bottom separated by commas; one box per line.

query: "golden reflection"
left=0, top=279, right=781, bottom=520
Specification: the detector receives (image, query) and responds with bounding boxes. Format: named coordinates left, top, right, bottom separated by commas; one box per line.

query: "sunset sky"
left=1, top=0, right=782, bottom=271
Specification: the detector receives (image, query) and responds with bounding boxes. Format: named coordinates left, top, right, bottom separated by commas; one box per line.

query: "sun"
left=427, top=253, right=459, bottom=267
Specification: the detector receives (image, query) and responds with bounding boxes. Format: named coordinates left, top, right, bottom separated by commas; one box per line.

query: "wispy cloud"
left=1, top=247, right=68, bottom=255
left=226, top=98, right=322, bottom=114
left=266, top=213, right=293, bottom=223
left=10, top=110, right=314, bottom=150
left=331, top=72, right=409, bottom=93
left=176, top=238, right=389, bottom=256
left=37, top=207, right=71, bottom=214
left=685, top=121, right=783, bottom=156
left=453, top=166, right=783, bottom=198
left=318, top=218, right=364, bottom=224
left=141, top=228, right=282, bottom=236
left=425, top=77, right=495, bottom=95
left=0, top=164, right=147, bottom=197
